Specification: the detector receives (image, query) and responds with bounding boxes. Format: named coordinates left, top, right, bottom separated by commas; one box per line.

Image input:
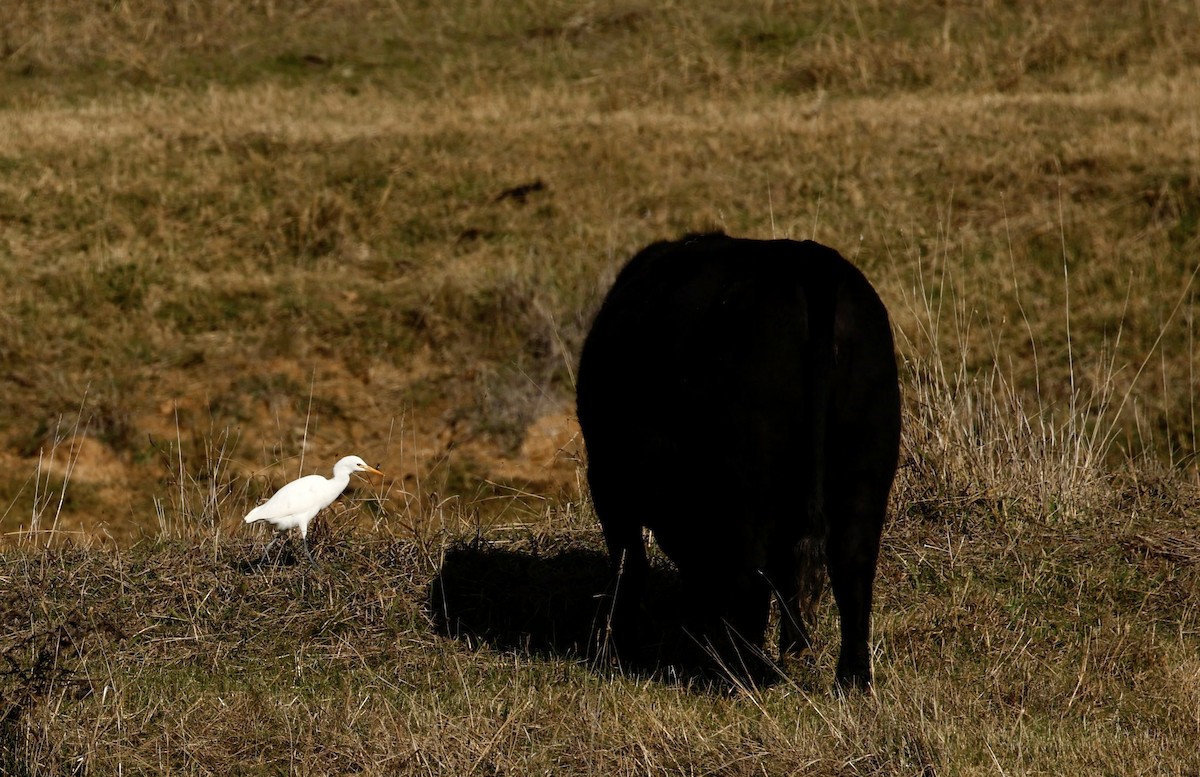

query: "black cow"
left=576, top=233, right=901, bottom=689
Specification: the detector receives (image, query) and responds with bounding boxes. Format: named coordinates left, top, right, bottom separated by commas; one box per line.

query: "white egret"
left=244, top=455, right=384, bottom=566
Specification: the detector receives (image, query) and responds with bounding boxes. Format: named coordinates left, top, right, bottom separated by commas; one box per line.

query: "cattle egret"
left=244, top=455, right=384, bottom=566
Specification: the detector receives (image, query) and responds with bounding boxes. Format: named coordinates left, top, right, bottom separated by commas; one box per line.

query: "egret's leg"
left=259, top=533, right=283, bottom=565
left=301, top=535, right=318, bottom=568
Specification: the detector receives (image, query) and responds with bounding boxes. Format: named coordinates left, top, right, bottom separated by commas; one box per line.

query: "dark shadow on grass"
left=429, top=542, right=625, bottom=657
left=233, top=538, right=312, bottom=574
left=427, top=541, right=789, bottom=689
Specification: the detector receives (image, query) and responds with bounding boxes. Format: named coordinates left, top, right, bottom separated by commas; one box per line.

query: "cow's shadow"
left=428, top=540, right=710, bottom=683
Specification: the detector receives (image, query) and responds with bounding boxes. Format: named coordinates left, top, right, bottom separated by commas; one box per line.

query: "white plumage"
left=244, top=455, right=383, bottom=566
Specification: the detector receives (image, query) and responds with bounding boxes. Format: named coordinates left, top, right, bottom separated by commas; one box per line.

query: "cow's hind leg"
left=773, top=535, right=824, bottom=659
left=591, top=488, right=651, bottom=665
left=826, top=489, right=886, bottom=690
left=603, top=519, right=649, bottom=634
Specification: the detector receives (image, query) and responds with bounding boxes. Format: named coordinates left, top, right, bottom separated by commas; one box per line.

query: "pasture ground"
left=2, top=1, right=1199, bottom=773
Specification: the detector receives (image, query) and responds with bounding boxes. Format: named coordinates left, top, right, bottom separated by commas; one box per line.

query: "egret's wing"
left=244, top=474, right=332, bottom=523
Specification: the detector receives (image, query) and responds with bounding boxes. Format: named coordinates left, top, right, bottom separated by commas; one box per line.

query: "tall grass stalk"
left=890, top=227, right=1196, bottom=525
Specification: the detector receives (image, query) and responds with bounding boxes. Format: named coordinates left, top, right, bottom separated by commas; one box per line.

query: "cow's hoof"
left=833, top=669, right=874, bottom=695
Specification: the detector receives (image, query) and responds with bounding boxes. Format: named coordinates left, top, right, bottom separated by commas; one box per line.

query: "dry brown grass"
left=2, top=0, right=1200, bottom=772
left=4, top=73, right=1198, bottom=536
left=2, top=473, right=1198, bottom=774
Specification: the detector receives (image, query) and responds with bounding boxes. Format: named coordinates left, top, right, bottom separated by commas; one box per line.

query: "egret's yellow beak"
left=360, top=465, right=384, bottom=478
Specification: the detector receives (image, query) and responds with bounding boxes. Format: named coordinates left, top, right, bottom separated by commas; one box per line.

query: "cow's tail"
left=795, top=264, right=838, bottom=620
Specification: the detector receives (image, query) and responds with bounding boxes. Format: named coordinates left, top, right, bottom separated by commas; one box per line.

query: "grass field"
left=2, top=0, right=1200, bottom=773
